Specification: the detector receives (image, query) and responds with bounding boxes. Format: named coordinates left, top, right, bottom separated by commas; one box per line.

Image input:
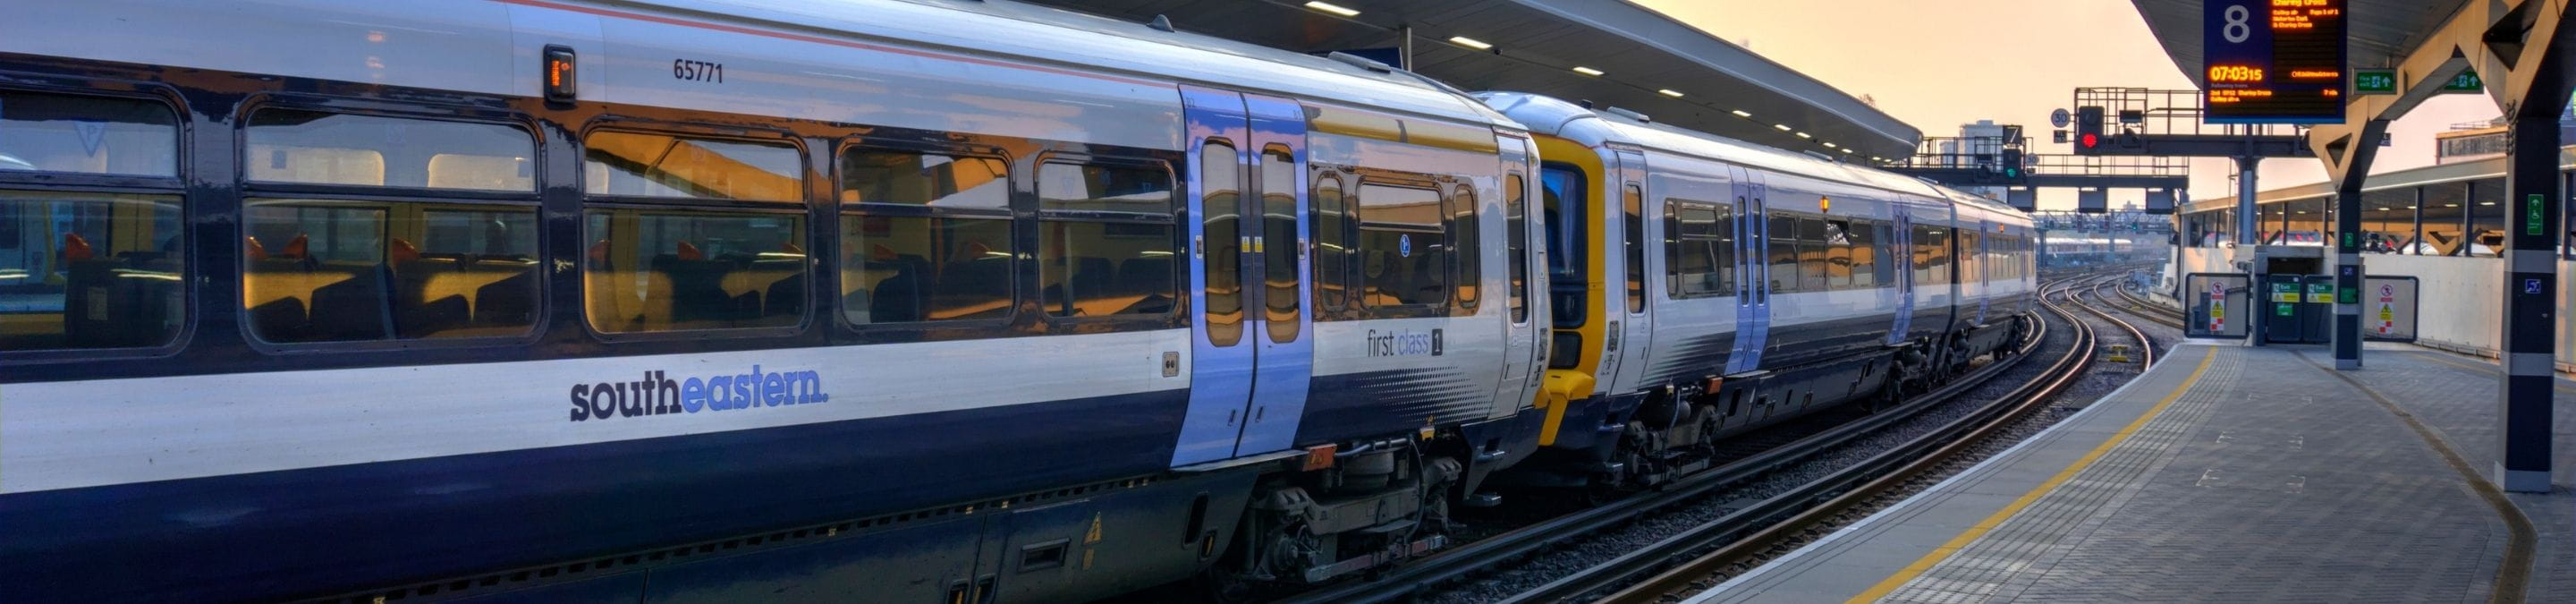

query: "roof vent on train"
left=1327, top=51, right=1396, bottom=73
left=1603, top=106, right=1650, bottom=123
left=1148, top=14, right=1175, bottom=32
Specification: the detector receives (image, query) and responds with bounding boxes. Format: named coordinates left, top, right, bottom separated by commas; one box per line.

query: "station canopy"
left=2131, top=0, right=2471, bottom=88
left=1008, top=0, right=1921, bottom=161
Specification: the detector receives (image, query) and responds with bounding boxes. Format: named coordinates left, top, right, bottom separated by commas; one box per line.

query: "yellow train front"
left=1474, top=92, right=2038, bottom=489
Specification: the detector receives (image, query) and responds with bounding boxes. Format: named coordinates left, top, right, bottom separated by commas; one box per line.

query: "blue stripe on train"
left=0, top=389, right=1188, bottom=602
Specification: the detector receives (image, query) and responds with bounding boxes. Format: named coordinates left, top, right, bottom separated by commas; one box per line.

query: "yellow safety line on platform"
left=2403, top=352, right=2576, bottom=396
left=2297, top=353, right=2535, bottom=604
left=1845, top=346, right=2216, bottom=603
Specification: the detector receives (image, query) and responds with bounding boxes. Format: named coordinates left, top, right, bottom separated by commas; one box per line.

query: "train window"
left=1797, top=217, right=1828, bottom=292
left=1539, top=165, right=1588, bottom=329
left=1199, top=142, right=1243, bottom=345
left=1313, top=173, right=1350, bottom=311
left=0, top=191, right=184, bottom=351
left=1848, top=219, right=1877, bottom=288
left=1823, top=219, right=1852, bottom=290
left=249, top=110, right=532, bottom=191
left=584, top=131, right=801, bottom=201
left=581, top=209, right=804, bottom=333
left=1504, top=173, right=1529, bottom=323
left=1663, top=203, right=1682, bottom=297
left=1037, top=161, right=1177, bottom=318
left=1261, top=149, right=1301, bottom=342
left=1767, top=214, right=1799, bottom=293
left=1913, top=225, right=1950, bottom=286
left=245, top=200, right=540, bottom=342
left=837, top=149, right=1013, bottom=326
left=1357, top=182, right=1447, bottom=308
left=1622, top=183, right=1643, bottom=313
left=1665, top=200, right=1732, bottom=298
left=0, top=90, right=179, bottom=177
left=1452, top=184, right=1479, bottom=310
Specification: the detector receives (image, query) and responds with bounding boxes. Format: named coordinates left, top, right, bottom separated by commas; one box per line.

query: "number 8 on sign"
left=2222, top=4, right=2251, bottom=43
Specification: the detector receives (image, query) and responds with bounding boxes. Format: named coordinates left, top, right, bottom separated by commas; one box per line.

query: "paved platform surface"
left=1687, top=342, right=2576, bottom=603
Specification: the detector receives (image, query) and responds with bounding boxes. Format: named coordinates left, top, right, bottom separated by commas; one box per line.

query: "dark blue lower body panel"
left=0, top=391, right=1188, bottom=602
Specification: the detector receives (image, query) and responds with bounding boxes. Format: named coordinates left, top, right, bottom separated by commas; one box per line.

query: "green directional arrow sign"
left=2354, top=69, right=2396, bottom=95
left=2443, top=70, right=2483, bottom=93
left=2530, top=194, right=2546, bottom=235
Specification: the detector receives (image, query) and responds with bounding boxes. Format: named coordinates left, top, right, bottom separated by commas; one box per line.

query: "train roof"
left=1478, top=91, right=2024, bottom=221
left=631, top=0, right=1519, bottom=130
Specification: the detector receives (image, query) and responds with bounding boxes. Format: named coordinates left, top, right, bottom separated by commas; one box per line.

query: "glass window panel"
left=1768, top=215, right=1799, bottom=293
left=1504, top=173, right=1528, bottom=322
left=581, top=209, right=806, bottom=332
left=0, top=91, right=179, bottom=177
left=1539, top=166, right=1588, bottom=329
left=1825, top=219, right=1852, bottom=290
left=1453, top=184, right=1479, bottom=309
left=1036, top=160, right=1175, bottom=319
left=842, top=215, right=1011, bottom=324
left=0, top=191, right=182, bottom=350
left=250, top=110, right=533, bottom=191
left=1263, top=149, right=1300, bottom=342
left=1040, top=162, right=1174, bottom=214
left=1199, top=142, right=1241, bottom=345
left=584, top=131, right=801, bottom=201
left=2360, top=187, right=2414, bottom=254
left=837, top=149, right=1008, bottom=210
left=245, top=200, right=539, bottom=342
left=1313, top=174, right=1349, bottom=311
left=1040, top=219, right=1174, bottom=317
left=1623, top=184, right=1643, bottom=313
left=1358, top=183, right=1446, bottom=307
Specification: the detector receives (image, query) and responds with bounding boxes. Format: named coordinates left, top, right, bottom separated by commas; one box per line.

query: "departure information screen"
left=2202, top=0, right=2346, bottom=123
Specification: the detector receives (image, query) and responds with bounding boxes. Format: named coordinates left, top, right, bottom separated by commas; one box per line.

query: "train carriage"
left=0, top=1, right=2034, bottom=602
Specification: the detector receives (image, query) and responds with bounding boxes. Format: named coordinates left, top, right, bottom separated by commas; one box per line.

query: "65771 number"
left=674, top=59, right=724, bottom=83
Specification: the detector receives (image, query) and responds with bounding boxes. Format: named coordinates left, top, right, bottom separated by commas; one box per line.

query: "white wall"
left=2174, top=247, right=2575, bottom=372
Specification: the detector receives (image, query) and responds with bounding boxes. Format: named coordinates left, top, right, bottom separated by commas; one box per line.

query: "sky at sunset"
left=1631, top=0, right=2504, bottom=210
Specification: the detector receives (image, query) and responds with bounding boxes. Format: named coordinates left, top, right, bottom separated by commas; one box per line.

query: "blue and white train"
left=0, top=1, right=2033, bottom=602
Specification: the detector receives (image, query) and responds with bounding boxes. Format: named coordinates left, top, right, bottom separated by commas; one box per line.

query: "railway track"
left=1494, top=277, right=2142, bottom=604
left=1258, top=277, right=2125, bottom=604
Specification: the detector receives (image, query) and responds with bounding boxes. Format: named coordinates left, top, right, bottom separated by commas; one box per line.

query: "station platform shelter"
left=1686, top=341, right=2576, bottom=603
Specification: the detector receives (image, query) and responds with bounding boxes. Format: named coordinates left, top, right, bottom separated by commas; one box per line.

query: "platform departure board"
left=2202, top=0, right=2346, bottom=123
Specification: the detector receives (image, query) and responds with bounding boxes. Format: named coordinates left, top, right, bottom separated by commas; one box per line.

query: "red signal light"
left=2079, top=132, right=2099, bottom=149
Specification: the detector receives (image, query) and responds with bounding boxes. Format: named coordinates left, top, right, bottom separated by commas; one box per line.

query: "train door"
left=1233, top=94, right=1315, bottom=455
left=1609, top=150, right=1653, bottom=388
left=1724, top=167, right=1771, bottom=374
left=1171, top=87, right=1312, bottom=466
left=1494, top=139, right=1542, bottom=413
left=1887, top=213, right=1916, bottom=345
left=1972, top=221, right=1993, bottom=326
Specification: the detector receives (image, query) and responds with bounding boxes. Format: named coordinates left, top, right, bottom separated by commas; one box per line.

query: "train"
left=0, top=1, right=2035, bottom=602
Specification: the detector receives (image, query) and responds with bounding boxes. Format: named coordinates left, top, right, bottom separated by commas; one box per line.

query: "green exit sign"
left=2442, top=70, right=2483, bottom=93
left=2354, top=69, right=2396, bottom=95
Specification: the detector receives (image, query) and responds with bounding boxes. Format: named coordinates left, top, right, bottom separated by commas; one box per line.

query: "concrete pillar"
left=2497, top=94, right=2567, bottom=493
left=2234, top=157, right=2259, bottom=246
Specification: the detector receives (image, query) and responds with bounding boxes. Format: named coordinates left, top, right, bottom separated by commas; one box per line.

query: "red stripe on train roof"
left=493, top=0, right=1172, bottom=88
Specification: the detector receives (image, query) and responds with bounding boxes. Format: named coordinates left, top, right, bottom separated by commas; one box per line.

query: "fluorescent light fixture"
left=1657, top=89, right=1685, bottom=98
left=1731, top=109, right=1752, bottom=117
left=1773, top=123, right=1792, bottom=132
left=1794, top=132, right=1811, bottom=139
left=2444, top=203, right=2462, bottom=208
left=1302, top=1, right=1360, bottom=17
left=1843, top=149, right=1855, bottom=154
left=2479, top=200, right=2497, bottom=206
left=1448, top=36, right=1493, bottom=50
left=1822, top=142, right=1838, bottom=149
left=1572, top=65, right=1605, bottom=76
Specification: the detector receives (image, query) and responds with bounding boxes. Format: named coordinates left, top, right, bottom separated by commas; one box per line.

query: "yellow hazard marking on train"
left=1847, top=346, right=2216, bottom=603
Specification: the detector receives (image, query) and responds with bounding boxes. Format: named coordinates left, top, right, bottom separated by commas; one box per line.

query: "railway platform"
left=1687, top=341, right=2576, bottom=603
